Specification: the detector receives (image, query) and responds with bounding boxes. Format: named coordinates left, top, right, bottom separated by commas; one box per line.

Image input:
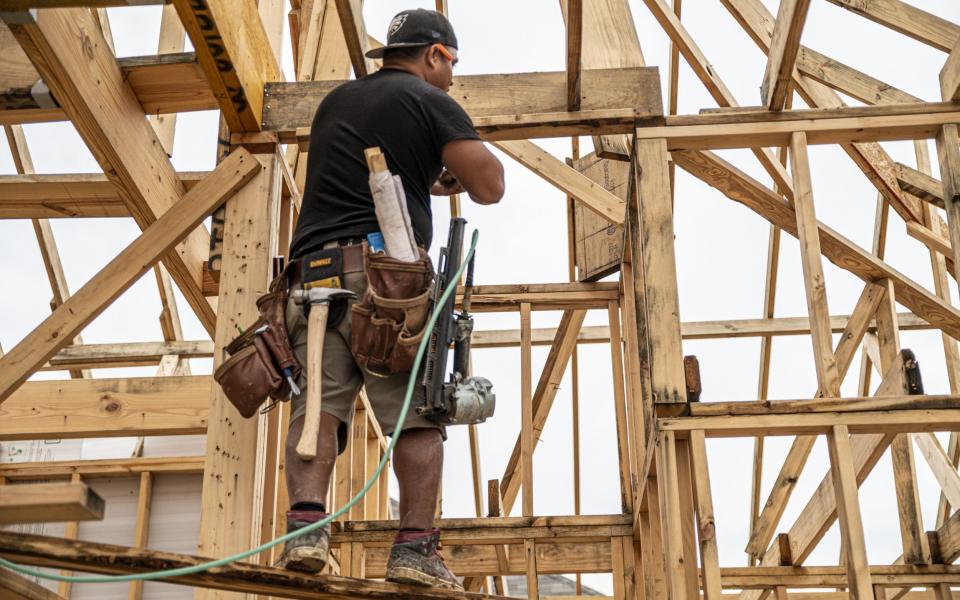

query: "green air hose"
left=0, top=229, right=480, bottom=585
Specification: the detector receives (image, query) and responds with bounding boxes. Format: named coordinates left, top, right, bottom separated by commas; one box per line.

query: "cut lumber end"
left=364, top=146, right=388, bottom=173
left=0, top=481, right=105, bottom=524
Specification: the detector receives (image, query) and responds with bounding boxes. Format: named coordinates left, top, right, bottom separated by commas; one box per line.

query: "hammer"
left=291, top=287, right=357, bottom=460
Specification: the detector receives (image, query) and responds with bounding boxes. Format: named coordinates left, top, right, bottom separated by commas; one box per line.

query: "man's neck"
left=380, top=63, right=426, bottom=80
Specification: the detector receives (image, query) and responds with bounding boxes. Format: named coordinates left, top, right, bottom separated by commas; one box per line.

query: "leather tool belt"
left=213, top=261, right=302, bottom=418
left=350, top=247, right=435, bottom=377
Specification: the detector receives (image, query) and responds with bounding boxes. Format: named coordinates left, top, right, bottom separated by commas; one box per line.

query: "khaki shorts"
left=285, top=270, right=445, bottom=454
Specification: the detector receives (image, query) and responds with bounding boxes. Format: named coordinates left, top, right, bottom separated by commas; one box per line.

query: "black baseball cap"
left=365, top=9, right=458, bottom=59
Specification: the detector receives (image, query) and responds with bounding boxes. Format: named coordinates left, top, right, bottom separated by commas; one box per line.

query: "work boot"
left=385, top=529, right=463, bottom=590
left=275, top=510, right=330, bottom=573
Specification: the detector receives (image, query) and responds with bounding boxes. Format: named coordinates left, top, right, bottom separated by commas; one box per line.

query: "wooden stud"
left=565, top=0, right=582, bottom=111
left=827, top=424, right=874, bottom=600
left=520, top=302, right=534, bottom=517
left=128, top=472, right=153, bottom=600
left=56, top=473, right=82, bottom=598
left=935, top=124, right=960, bottom=284
left=790, top=131, right=840, bottom=397
left=762, top=0, right=811, bottom=109
left=658, top=431, right=688, bottom=600
left=525, top=539, right=539, bottom=600
left=676, top=440, right=700, bottom=600
left=609, top=301, right=634, bottom=513
left=634, top=138, right=686, bottom=410
left=690, top=430, right=722, bottom=600
left=195, top=153, right=280, bottom=583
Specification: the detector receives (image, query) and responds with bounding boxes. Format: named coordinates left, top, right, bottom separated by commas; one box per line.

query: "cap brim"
left=365, top=42, right=431, bottom=59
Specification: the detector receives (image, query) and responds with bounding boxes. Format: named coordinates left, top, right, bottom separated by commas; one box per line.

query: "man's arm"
left=441, top=139, right=504, bottom=205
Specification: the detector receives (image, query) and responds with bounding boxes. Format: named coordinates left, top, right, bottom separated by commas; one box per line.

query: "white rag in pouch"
left=369, top=170, right=418, bottom=262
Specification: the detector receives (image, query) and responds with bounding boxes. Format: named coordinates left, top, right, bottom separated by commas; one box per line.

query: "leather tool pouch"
left=351, top=248, right=434, bottom=376
left=213, top=265, right=302, bottom=418
left=299, top=247, right=347, bottom=328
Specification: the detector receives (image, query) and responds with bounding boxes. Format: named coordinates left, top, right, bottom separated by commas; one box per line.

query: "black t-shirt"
left=290, top=69, right=480, bottom=258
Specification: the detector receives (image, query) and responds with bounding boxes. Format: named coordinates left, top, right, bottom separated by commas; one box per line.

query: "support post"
left=195, top=154, right=281, bottom=600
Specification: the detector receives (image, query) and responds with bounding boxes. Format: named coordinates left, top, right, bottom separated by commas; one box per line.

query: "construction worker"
left=277, top=8, right=504, bottom=591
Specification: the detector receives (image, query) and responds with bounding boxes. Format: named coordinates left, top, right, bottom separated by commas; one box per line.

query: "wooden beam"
left=936, top=124, right=960, bottom=283
left=790, top=131, right=840, bottom=396
left=171, top=0, right=281, bottom=131
left=638, top=103, right=960, bottom=150
left=821, top=0, right=959, bottom=52
left=0, top=568, right=65, bottom=600
left=827, top=425, right=873, bottom=600
left=262, top=67, right=663, bottom=136
left=941, top=39, right=960, bottom=102
left=912, top=432, right=960, bottom=513
left=2, top=8, right=220, bottom=334
left=0, top=481, right=104, bottom=524
left=0, top=150, right=257, bottom=403
left=794, top=46, right=920, bottom=107
left=761, top=0, right=811, bottom=110
left=492, top=140, right=625, bottom=223
left=128, top=472, right=152, bottom=600
left=333, top=0, right=372, bottom=78
left=0, top=376, right=210, bottom=441
left=520, top=303, right=534, bottom=517
left=690, top=430, right=722, bottom=600
left=897, top=162, right=945, bottom=209
left=635, top=138, right=686, bottom=409
left=195, top=153, right=282, bottom=590
left=0, top=455, right=205, bottom=480
left=673, top=150, right=960, bottom=341
left=0, top=532, right=510, bottom=600
left=658, top=407, right=960, bottom=437
left=565, top=0, right=582, bottom=110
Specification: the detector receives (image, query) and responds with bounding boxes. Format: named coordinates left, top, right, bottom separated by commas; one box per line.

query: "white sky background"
left=3, top=1, right=960, bottom=596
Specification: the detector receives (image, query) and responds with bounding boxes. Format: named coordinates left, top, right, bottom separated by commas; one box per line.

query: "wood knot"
left=79, top=30, right=94, bottom=59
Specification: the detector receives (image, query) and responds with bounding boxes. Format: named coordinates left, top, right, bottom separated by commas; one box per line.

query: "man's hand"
left=431, top=169, right=464, bottom=196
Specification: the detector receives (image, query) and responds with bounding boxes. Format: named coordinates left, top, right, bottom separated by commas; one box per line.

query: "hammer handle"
left=296, top=302, right=329, bottom=460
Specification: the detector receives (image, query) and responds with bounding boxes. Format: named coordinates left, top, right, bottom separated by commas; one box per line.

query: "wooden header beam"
left=261, top=67, right=663, bottom=137
left=638, top=102, right=960, bottom=150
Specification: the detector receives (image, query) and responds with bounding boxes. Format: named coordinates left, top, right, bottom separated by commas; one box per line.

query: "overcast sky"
left=3, top=1, right=960, bottom=596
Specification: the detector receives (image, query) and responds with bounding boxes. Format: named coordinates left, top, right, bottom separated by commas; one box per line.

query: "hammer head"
left=291, top=287, right=357, bottom=305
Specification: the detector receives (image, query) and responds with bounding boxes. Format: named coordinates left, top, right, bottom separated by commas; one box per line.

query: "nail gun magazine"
left=417, top=217, right=496, bottom=426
